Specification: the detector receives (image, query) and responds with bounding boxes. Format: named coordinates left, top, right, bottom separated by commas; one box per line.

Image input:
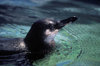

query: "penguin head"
left=25, top=16, right=77, bottom=44
left=29, top=16, right=77, bottom=43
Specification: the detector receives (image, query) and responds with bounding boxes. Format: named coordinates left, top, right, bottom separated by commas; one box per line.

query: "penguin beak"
left=56, top=16, right=78, bottom=29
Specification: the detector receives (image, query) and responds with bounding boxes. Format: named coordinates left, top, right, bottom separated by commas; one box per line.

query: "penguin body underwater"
left=0, top=16, right=77, bottom=66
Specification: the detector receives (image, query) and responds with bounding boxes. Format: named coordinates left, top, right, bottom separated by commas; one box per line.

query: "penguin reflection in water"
left=0, top=16, right=77, bottom=66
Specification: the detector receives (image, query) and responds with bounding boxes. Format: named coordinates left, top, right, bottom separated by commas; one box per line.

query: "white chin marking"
left=45, top=29, right=58, bottom=35
left=44, top=29, right=58, bottom=43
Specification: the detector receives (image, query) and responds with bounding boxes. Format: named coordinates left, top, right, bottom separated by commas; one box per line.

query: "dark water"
left=0, top=0, right=100, bottom=66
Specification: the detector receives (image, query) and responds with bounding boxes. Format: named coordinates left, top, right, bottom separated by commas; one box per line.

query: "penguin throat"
left=44, top=29, right=58, bottom=44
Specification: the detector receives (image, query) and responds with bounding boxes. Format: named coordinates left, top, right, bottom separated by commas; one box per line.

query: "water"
left=0, top=0, right=100, bottom=66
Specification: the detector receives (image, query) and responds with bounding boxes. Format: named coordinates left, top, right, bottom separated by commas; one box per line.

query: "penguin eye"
left=48, top=24, right=55, bottom=30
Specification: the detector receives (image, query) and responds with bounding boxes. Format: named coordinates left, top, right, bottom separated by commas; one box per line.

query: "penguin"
left=0, top=16, right=77, bottom=66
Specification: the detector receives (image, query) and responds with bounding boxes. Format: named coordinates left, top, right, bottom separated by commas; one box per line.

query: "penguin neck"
left=24, top=28, right=55, bottom=52
left=24, top=30, right=45, bottom=46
